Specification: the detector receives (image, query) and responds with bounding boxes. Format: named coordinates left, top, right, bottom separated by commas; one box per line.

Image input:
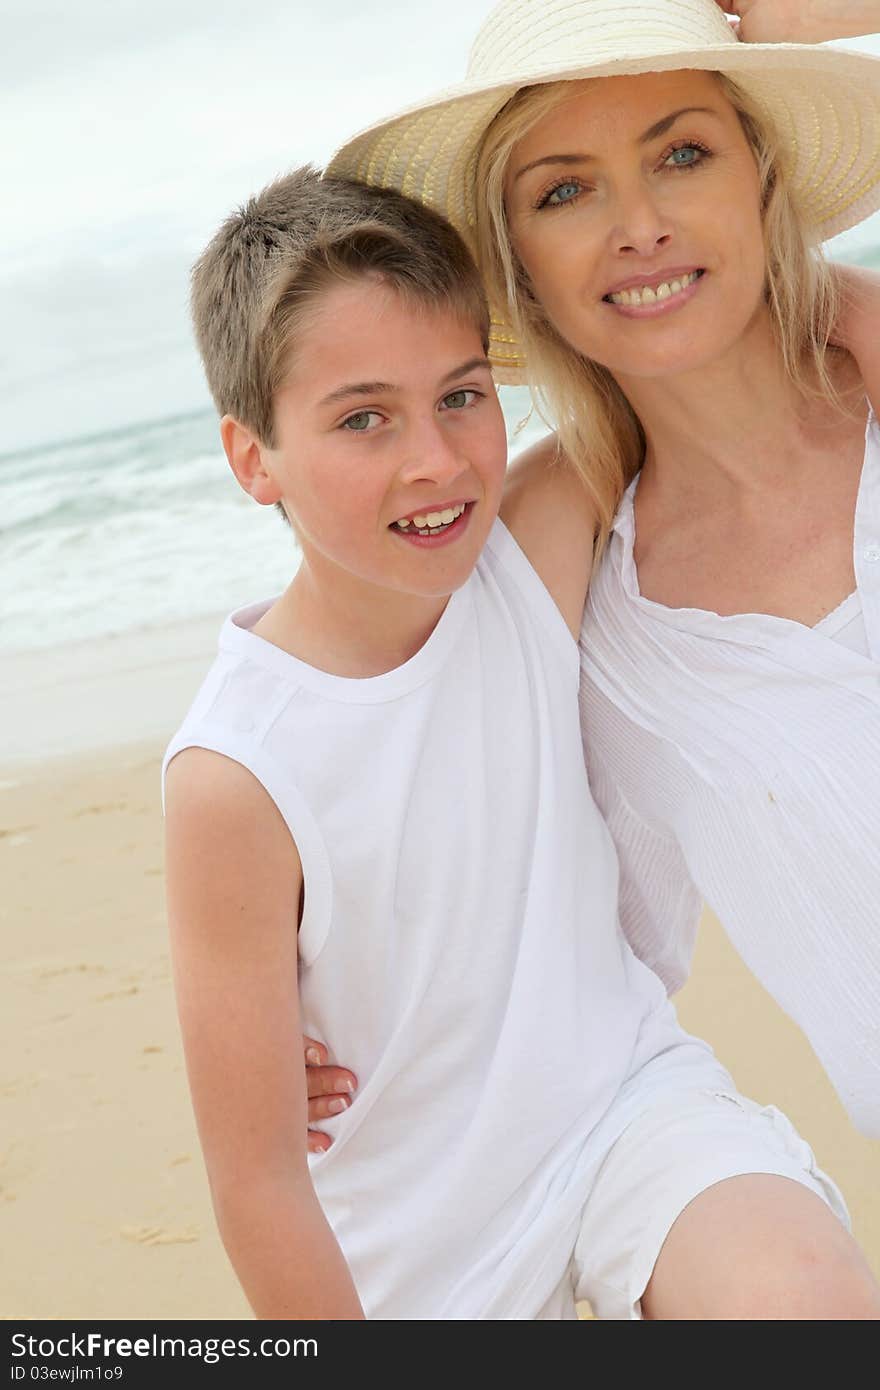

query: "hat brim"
left=328, top=44, right=880, bottom=384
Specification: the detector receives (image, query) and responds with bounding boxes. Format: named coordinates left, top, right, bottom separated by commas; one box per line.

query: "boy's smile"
left=392, top=499, right=472, bottom=543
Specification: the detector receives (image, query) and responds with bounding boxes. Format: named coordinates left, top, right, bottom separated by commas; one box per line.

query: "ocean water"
left=4, top=228, right=879, bottom=657
left=1, top=391, right=545, bottom=655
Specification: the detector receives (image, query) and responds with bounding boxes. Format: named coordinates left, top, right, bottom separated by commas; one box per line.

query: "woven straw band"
left=328, top=0, right=880, bottom=383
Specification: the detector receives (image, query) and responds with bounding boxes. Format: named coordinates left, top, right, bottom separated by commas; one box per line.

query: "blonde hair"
left=475, top=74, right=839, bottom=554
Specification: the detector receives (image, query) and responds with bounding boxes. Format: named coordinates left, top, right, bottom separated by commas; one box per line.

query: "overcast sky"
left=3, top=3, right=879, bottom=455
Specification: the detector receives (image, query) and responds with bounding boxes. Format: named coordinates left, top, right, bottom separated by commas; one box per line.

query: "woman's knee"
left=643, top=1174, right=880, bottom=1320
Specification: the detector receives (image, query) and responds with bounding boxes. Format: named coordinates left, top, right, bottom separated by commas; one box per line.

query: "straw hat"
left=327, top=0, right=880, bottom=382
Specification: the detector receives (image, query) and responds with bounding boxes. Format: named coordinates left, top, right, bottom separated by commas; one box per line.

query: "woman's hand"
left=304, top=1038, right=358, bottom=1154
left=717, top=1, right=880, bottom=43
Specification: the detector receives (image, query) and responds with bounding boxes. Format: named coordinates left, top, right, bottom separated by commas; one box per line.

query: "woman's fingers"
left=302, top=1035, right=357, bottom=1147
left=306, top=1065, right=357, bottom=1100
left=303, top=1034, right=357, bottom=1101
left=308, top=1091, right=354, bottom=1123
left=306, top=1087, right=354, bottom=1148
left=713, top=0, right=742, bottom=33
left=303, top=1035, right=327, bottom=1067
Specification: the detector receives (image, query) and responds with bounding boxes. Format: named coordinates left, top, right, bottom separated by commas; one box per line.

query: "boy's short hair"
left=191, top=165, right=491, bottom=448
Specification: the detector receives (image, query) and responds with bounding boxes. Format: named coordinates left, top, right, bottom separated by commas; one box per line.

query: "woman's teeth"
left=395, top=502, right=467, bottom=536
left=608, top=270, right=701, bottom=306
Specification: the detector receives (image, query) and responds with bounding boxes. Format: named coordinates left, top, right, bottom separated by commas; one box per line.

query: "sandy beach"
left=1, top=627, right=878, bottom=1320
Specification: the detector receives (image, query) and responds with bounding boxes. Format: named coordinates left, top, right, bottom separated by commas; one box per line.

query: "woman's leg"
left=643, top=1172, right=880, bottom=1319
left=571, top=1068, right=878, bottom=1320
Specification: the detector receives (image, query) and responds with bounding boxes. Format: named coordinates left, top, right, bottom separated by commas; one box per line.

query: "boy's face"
left=263, top=279, right=508, bottom=602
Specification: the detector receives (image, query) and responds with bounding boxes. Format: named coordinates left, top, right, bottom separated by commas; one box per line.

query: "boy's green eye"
left=442, top=389, right=475, bottom=410
left=343, top=411, right=376, bottom=431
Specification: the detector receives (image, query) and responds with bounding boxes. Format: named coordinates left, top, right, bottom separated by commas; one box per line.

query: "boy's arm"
left=165, top=748, right=363, bottom=1320
left=717, top=0, right=880, bottom=41
left=499, top=434, right=599, bottom=640
left=833, top=264, right=880, bottom=415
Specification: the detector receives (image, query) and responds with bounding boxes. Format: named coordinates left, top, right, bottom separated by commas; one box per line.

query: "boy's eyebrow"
left=318, top=357, right=492, bottom=407
left=441, top=356, right=493, bottom=383
left=512, top=107, right=719, bottom=181
left=319, top=380, right=397, bottom=406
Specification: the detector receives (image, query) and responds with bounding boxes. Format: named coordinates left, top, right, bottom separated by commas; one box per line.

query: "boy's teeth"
left=610, top=270, right=700, bottom=306
left=395, top=502, right=466, bottom=533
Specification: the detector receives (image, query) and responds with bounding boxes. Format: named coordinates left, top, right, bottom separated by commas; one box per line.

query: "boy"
left=164, top=167, right=873, bottom=1320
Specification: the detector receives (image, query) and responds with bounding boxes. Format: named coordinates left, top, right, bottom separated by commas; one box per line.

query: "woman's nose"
left=611, top=183, right=673, bottom=257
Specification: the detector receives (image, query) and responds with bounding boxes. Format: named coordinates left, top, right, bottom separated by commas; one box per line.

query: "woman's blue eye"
left=665, top=145, right=704, bottom=168
left=544, top=180, right=581, bottom=206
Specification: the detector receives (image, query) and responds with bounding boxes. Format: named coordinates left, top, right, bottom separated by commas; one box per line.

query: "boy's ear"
left=220, top=415, right=283, bottom=506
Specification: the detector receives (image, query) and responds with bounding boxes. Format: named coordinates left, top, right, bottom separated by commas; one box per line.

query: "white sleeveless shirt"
left=580, top=411, right=880, bottom=1137
left=164, top=520, right=682, bottom=1319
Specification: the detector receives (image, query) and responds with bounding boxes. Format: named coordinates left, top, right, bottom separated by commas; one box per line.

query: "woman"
left=302, top=0, right=880, bottom=1143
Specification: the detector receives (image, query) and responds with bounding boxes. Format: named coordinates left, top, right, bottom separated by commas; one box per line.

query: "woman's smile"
left=602, top=267, right=705, bottom=314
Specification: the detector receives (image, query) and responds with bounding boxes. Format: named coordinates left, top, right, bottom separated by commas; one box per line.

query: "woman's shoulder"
left=829, top=264, right=880, bottom=416
left=500, top=432, right=601, bottom=639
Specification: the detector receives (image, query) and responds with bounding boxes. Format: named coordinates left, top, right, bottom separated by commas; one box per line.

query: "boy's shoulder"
left=161, top=608, right=299, bottom=801
left=499, top=433, right=598, bottom=640
left=162, top=630, right=308, bottom=931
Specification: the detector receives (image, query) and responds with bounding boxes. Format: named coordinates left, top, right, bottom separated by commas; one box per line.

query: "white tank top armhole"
left=162, top=728, right=334, bottom=966
left=485, top=519, right=580, bottom=674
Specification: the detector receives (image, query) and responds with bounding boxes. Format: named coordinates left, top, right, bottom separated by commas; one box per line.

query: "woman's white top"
left=164, top=520, right=690, bottom=1319
left=580, top=410, right=880, bottom=1136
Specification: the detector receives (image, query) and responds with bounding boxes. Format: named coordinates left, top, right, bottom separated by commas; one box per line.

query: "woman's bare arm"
left=833, top=264, right=880, bottom=414
left=500, top=433, right=598, bottom=640
left=718, top=0, right=880, bottom=42
left=165, top=748, right=363, bottom=1318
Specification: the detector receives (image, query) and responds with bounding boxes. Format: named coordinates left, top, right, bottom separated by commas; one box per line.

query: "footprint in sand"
left=120, top=1224, right=200, bottom=1246
left=72, top=802, right=128, bottom=818
left=0, top=1140, right=36, bottom=1187
left=0, top=1075, right=42, bottom=1099
left=0, top=824, right=35, bottom=840
left=38, top=962, right=106, bottom=979
left=96, top=985, right=140, bottom=1002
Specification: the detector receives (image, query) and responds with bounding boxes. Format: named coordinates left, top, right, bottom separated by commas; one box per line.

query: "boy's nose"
left=398, top=421, right=468, bottom=488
